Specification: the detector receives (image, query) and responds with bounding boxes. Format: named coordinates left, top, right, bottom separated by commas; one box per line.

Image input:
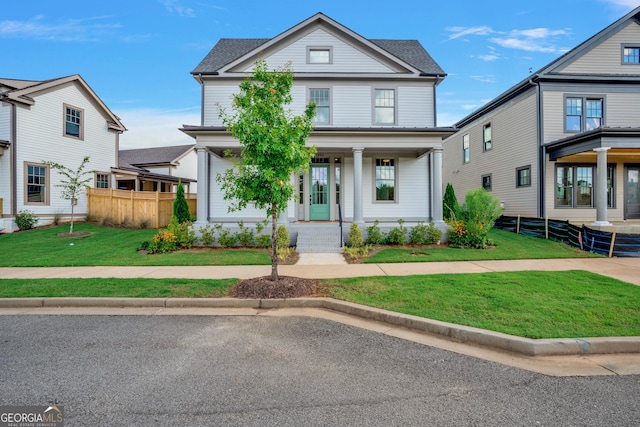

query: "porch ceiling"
left=545, top=127, right=640, bottom=161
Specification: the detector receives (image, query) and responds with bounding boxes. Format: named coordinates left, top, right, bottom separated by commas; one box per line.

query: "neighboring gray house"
left=0, top=75, right=126, bottom=232
left=182, top=12, right=454, bottom=236
left=443, top=6, right=640, bottom=227
left=114, top=144, right=197, bottom=193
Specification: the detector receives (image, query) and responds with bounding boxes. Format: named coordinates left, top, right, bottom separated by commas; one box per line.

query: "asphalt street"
left=1, top=315, right=639, bottom=426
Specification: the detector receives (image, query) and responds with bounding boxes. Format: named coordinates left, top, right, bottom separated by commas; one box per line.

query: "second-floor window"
left=64, top=104, right=84, bottom=139
left=462, top=133, right=470, bottom=164
left=310, top=88, right=330, bottom=124
left=96, top=173, right=110, bottom=189
left=565, top=96, right=603, bottom=132
left=483, top=123, right=492, bottom=151
left=623, top=45, right=640, bottom=64
left=308, top=47, right=331, bottom=64
left=374, top=89, right=395, bottom=125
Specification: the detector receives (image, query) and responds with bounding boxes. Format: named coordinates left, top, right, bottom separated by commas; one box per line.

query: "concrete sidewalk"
left=0, top=257, right=638, bottom=285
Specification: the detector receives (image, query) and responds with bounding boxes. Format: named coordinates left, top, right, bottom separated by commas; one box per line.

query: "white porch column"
left=592, top=147, right=611, bottom=226
left=353, top=147, right=364, bottom=225
left=195, top=147, right=209, bottom=224
left=432, top=148, right=444, bottom=224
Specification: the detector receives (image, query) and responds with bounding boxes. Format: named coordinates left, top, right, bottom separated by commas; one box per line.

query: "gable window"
left=516, top=166, right=531, bottom=188
left=374, top=89, right=395, bottom=125
left=307, top=47, right=331, bottom=64
left=462, top=134, right=470, bottom=164
left=555, top=164, right=615, bottom=208
left=64, top=104, right=84, bottom=139
left=483, top=123, right=492, bottom=151
left=310, top=88, right=330, bottom=124
left=375, top=158, right=395, bottom=202
left=564, top=96, right=603, bottom=132
left=482, top=174, right=492, bottom=192
left=96, top=173, right=111, bottom=189
left=622, top=45, right=640, bottom=64
left=25, top=162, right=49, bottom=205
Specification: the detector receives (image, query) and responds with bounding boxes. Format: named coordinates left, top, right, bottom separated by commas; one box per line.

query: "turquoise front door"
left=310, top=165, right=330, bottom=220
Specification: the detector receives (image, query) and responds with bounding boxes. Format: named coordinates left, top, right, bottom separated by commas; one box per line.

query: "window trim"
left=372, top=88, right=397, bottom=125
left=309, top=87, right=331, bottom=125
left=306, top=46, right=333, bottom=64
left=621, top=43, right=640, bottom=65
left=516, top=165, right=531, bottom=188
left=483, top=122, right=492, bottom=152
left=554, top=164, right=615, bottom=209
left=481, top=173, right=492, bottom=192
left=373, top=157, right=398, bottom=203
left=563, top=95, right=605, bottom=133
left=95, top=172, right=111, bottom=189
left=24, top=161, right=50, bottom=206
left=63, top=103, right=84, bottom=140
left=462, top=133, right=470, bottom=164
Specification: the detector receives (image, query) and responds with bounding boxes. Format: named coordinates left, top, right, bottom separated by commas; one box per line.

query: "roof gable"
left=192, top=12, right=444, bottom=76
left=119, top=144, right=195, bottom=167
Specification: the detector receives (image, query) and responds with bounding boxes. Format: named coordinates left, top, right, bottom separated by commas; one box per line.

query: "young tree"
left=173, top=180, right=191, bottom=223
left=218, top=59, right=316, bottom=281
left=43, top=156, right=94, bottom=234
left=443, top=182, right=460, bottom=222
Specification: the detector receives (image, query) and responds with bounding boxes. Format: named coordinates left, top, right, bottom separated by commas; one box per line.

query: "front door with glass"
left=310, top=165, right=330, bottom=220
left=625, top=165, right=640, bottom=219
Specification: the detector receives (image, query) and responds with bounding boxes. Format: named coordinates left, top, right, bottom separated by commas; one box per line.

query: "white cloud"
left=471, top=75, right=497, bottom=83
left=490, top=36, right=568, bottom=54
left=161, top=0, right=196, bottom=17
left=478, top=54, right=500, bottom=62
left=510, top=28, right=569, bottom=39
left=600, top=0, right=640, bottom=9
left=0, top=15, right=121, bottom=41
left=461, top=104, right=479, bottom=110
left=445, top=26, right=494, bottom=41
left=118, top=108, right=200, bottom=149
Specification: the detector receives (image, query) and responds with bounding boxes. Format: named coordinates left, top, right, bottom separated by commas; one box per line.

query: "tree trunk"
left=70, top=201, right=75, bottom=234
left=270, top=203, right=279, bottom=281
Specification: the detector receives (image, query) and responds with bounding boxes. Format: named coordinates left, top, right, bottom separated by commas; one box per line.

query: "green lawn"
left=0, top=278, right=237, bottom=298
left=0, top=223, right=271, bottom=267
left=365, top=228, right=597, bottom=263
left=320, top=270, right=640, bottom=339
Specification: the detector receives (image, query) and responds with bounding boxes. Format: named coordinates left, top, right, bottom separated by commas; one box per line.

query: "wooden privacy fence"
left=87, top=188, right=197, bottom=228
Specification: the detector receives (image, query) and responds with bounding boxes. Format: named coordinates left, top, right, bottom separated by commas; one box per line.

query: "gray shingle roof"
left=119, top=144, right=195, bottom=167
left=191, top=37, right=444, bottom=75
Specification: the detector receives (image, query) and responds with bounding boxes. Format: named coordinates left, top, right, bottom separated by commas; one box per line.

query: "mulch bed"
left=230, top=276, right=316, bottom=299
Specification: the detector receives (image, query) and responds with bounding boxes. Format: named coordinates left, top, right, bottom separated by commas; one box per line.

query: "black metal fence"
left=494, top=216, right=640, bottom=257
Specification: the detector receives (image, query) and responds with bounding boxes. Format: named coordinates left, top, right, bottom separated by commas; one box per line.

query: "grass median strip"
left=319, top=270, right=640, bottom=339
left=0, top=278, right=238, bottom=298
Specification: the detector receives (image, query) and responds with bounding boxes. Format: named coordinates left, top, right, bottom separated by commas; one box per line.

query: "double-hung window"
left=462, top=134, right=470, bottom=164
left=555, top=164, right=615, bottom=208
left=516, top=166, right=531, bottom=188
left=64, top=104, right=84, bottom=139
left=482, top=174, right=492, bottom=192
left=483, top=123, right=492, bottom=151
left=310, top=88, right=330, bottom=124
left=96, top=173, right=111, bottom=189
left=622, top=45, right=640, bottom=64
left=374, top=89, right=395, bottom=125
left=26, top=162, right=49, bottom=205
left=375, top=158, right=395, bottom=202
left=565, top=96, right=603, bottom=132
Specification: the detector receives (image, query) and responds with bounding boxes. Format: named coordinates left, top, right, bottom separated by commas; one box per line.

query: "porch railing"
left=338, top=201, right=343, bottom=248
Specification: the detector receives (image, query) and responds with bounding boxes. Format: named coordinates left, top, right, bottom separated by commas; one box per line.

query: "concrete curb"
left=1, top=297, right=638, bottom=356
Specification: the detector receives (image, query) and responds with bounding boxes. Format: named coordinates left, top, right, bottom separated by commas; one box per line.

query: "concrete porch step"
left=296, top=226, right=343, bottom=253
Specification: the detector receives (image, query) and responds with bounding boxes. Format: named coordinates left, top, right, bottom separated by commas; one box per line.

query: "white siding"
left=14, top=82, right=118, bottom=217
left=332, top=85, right=372, bottom=126
left=0, top=102, right=9, bottom=215
left=203, top=82, right=242, bottom=126
left=558, top=22, right=640, bottom=75
left=443, top=91, right=538, bottom=217
left=248, top=28, right=395, bottom=74
left=398, top=86, right=434, bottom=127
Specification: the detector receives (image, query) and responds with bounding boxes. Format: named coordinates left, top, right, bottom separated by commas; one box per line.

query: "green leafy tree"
left=43, top=156, right=94, bottom=234
left=218, top=59, right=317, bottom=281
left=173, top=180, right=191, bottom=223
left=443, top=182, right=460, bottom=222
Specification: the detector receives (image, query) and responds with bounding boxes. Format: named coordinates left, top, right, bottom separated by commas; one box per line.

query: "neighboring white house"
left=0, top=75, right=126, bottom=232
left=443, top=6, right=640, bottom=227
left=182, top=13, right=454, bottom=231
left=114, top=144, right=197, bottom=193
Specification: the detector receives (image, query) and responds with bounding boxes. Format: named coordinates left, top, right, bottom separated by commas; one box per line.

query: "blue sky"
left=3, top=0, right=640, bottom=148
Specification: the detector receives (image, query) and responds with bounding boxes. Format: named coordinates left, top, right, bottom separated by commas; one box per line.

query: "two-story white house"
left=0, top=75, right=126, bottom=232
left=443, top=6, right=640, bottom=228
left=182, top=13, right=454, bottom=245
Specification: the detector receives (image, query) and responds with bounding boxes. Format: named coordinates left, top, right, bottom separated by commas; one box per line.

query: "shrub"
left=277, top=247, right=294, bottom=261
left=198, top=224, right=215, bottom=246
left=234, top=220, right=255, bottom=246
left=409, top=222, right=429, bottom=245
left=255, top=220, right=271, bottom=248
left=276, top=225, right=290, bottom=249
left=443, top=183, right=460, bottom=222
left=343, top=244, right=373, bottom=262
left=217, top=228, right=237, bottom=248
left=447, top=188, right=502, bottom=249
left=384, top=219, right=407, bottom=245
left=167, top=216, right=195, bottom=249
left=173, top=180, right=191, bottom=224
left=426, top=222, right=443, bottom=245
left=138, top=218, right=151, bottom=229
left=346, top=223, right=364, bottom=248
left=52, top=210, right=63, bottom=226
left=365, top=220, right=385, bottom=245
left=15, top=210, right=38, bottom=231
left=148, top=229, right=178, bottom=253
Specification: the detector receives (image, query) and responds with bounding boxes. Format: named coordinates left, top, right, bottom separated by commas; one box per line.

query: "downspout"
left=529, top=77, right=545, bottom=218
left=432, top=74, right=443, bottom=127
